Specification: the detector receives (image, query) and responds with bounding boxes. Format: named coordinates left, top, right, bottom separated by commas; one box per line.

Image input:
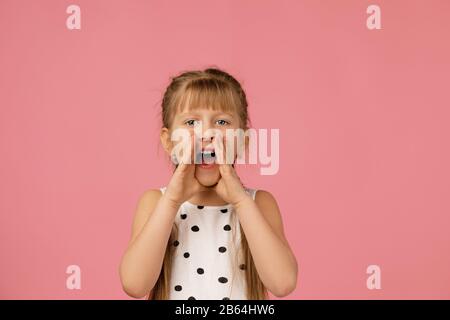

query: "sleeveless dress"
left=159, top=186, right=258, bottom=300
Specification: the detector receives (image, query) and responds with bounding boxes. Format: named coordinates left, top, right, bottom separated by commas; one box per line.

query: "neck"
left=187, top=187, right=227, bottom=206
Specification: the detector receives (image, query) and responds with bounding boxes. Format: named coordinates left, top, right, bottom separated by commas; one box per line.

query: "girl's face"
left=167, top=106, right=242, bottom=187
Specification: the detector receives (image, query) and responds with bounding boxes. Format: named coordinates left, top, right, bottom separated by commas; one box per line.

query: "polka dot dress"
left=159, top=186, right=258, bottom=300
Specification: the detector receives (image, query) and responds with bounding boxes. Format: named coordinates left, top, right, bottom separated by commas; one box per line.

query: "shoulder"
left=137, top=188, right=163, bottom=205
left=253, top=189, right=289, bottom=247
left=253, top=189, right=281, bottom=217
left=244, top=187, right=279, bottom=206
left=129, top=188, right=163, bottom=242
left=134, top=188, right=163, bottom=218
left=253, top=189, right=278, bottom=205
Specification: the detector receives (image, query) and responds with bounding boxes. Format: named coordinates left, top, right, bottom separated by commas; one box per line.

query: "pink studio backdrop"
left=1, top=0, right=449, bottom=299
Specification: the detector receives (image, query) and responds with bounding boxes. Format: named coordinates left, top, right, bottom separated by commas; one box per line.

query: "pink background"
left=1, top=0, right=450, bottom=299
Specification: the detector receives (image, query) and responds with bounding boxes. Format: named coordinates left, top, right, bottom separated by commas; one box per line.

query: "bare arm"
left=119, top=145, right=209, bottom=299
left=234, top=190, right=298, bottom=297
left=119, top=189, right=180, bottom=298
left=208, top=154, right=298, bottom=298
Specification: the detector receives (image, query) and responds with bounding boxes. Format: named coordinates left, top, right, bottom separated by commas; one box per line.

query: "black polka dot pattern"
left=165, top=188, right=254, bottom=300
left=218, top=277, right=228, bottom=283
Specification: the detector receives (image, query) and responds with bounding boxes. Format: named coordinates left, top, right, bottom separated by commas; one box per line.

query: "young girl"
left=119, top=67, right=298, bottom=300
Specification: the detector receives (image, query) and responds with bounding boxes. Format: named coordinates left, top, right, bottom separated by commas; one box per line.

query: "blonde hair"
left=148, top=67, right=268, bottom=300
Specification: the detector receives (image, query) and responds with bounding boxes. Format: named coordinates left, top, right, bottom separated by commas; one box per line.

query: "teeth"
left=196, top=150, right=216, bottom=163
left=203, top=150, right=215, bottom=158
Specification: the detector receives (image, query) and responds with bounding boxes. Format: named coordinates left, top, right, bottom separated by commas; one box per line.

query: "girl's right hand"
left=163, top=138, right=205, bottom=208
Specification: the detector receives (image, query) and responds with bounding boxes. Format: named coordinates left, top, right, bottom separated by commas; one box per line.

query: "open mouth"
left=195, top=149, right=217, bottom=169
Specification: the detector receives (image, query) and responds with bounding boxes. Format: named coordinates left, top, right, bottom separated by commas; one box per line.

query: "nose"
left=202, top=135, right=214, bottom=142
left=200, top=124, right=216, bottom=142
left=199, top=130, right=219, bottom=152
left=193, top=121, right=222, bottom=146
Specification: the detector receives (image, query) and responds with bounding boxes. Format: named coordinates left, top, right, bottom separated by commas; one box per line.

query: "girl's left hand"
left=213, top=164, right=251, bottom=207
left=212, top=135, right=251, bottom=207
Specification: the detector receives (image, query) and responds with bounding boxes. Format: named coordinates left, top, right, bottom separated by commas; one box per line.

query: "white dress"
left=159, top=186, right=258, bottom=300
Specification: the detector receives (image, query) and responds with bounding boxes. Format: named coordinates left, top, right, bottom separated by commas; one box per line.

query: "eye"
left=216, top=119, right=230, bottom=126
left=184, top=119, right=200, bottom=127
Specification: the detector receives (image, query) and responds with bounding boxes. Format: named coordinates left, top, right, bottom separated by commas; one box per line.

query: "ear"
left=160, top=127, right=173, bottom=155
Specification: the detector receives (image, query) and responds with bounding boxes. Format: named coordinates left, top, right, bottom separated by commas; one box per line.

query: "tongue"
left=195, top=150, right=216, bottom=164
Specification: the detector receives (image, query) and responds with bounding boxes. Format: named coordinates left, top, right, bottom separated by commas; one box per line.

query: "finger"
left=212, top=133, right=225, bottom=164
left=193, top=132, right=201, bottom=164
left=174, top=162, right=187, bottom=176
left=218, top=163, right=234, bottom=177
left=223, top=134, right=235, bottom=165
left=176, top=160, right=190, bottom=171
left=179, top=135, right=194, bottom=164
left=177, top=151, right=195, bottom=173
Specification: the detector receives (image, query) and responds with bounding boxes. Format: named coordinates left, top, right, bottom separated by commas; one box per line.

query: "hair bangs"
left=175, top=78, right=240, bottom=116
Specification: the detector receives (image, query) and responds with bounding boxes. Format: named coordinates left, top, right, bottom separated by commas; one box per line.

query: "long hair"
left=148, top=67, right=268, bottom=300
